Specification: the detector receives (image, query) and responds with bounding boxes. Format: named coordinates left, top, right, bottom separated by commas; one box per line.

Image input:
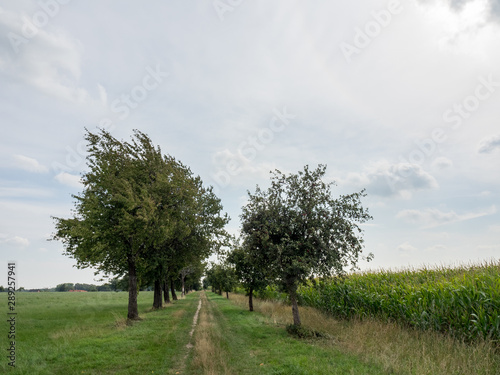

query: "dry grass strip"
left=190, top=291, right=232, bottom=375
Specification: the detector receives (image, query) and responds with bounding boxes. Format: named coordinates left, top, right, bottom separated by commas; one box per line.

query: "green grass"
left=4, top=286, right=498, bottom=374
left=0, top=291, right=199, bottom=374
left=298, top=260, right=500, bottom=344
left=2, top=291, right=386, bottom=374
left=187, top=292, right=388, bottom=374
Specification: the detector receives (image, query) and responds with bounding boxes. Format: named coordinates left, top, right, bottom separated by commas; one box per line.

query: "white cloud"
left=438, top=0, right=500, bottom=22
left=13, top=154, right=48, bottom=173
left=475, top=244, right=500, bottom=254
left=210, top=148, right=277, bottom=188
left=396, top=205, right=497, bottom=228
left=54, top=172, right=82, bottom=188
left=425, top=244, right=448, bottom=252
left=478, top=134, right=500, bottom=153
left=344, top=161, right=438, bottom=199
left=431, top=156, right=453, bottom=170
left=398, top=241, right=418, bottom=255
left=98, top=83, right=108, bottom=106
left=0, top=234, right=30, bottom=248
left=488, top=225, right=500, bottom=233
left=0, top=7, right=89, bottom=103
left=0, top=187, right=52, bottom=198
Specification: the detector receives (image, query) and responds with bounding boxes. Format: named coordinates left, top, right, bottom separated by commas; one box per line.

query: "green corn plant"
left=298, top=260, right=500, bottom=345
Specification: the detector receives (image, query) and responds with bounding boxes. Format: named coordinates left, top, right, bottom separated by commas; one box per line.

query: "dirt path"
left=186, top=291, right=232, bottom=375
left=185, top=297, right=202, bottom=350
left=172, top=292, right=202, bottom=375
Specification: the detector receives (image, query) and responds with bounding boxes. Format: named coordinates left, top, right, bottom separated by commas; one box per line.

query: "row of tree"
left=52, top=129, right=229, bottom=319
left=206, top=165, right=372, bottom=326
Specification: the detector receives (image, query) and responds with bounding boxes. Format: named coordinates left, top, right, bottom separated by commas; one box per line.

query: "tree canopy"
left=52, top=129, right=229, bottom=319
left=240, top=164, right=372, bottom=325
left=227, top=242, right=268, bottom=311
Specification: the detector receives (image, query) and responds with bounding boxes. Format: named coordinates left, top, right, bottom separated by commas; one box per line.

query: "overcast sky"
left=1, top=0, right=499, bottom=289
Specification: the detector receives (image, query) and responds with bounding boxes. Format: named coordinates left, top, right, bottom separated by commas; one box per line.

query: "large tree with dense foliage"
left=240, top=165, right=372, bottom=326
left=53, top=130, right=159, bottom=319
left=52, top=129, right=228, bottom=319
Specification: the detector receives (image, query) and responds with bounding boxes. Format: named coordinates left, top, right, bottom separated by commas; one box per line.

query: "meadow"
left=0, top=291, right=199, bottom=374
left=1, top=290, right=392, bottom=374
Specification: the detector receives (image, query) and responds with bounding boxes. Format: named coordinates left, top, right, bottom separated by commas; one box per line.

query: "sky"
left=0, top=0, right=499, bottom=289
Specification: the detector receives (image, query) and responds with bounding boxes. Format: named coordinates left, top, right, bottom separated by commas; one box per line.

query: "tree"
left=240, top=165, right=372, bottom=326
left=110, top=276, right=129, bottom=292
left=53, top=129, right=229, bottom=317
left=206, top=262, right=236, bottom=299
left=219, top=263, right=236, bottom=299
left=227, top=243, right=268, bottom=311
left=205, top=263, right=223, bottom=295
left=52, top=129, right=180, bottom=320
left=55, top=283, right=74, bottom=292
left=141, top=155, right=201, bottom=309
left=97, top=284, right=112, bottom=291
left=143, top=157, right=229, bottom=309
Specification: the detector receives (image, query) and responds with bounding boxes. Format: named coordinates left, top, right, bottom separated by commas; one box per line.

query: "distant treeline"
left=0, top=284, right=112, bottom=293
left=0, top=278, right=122, bottom=293
left=0, top=275, right=201, bottom=293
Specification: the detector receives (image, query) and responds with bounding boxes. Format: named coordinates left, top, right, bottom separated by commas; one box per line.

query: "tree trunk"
left=287, top=282, right=301, bottom=326
left=127, top=259, right=140, bottom=320
left=153, top=279, right=162, bottom=309
left=181, top=276, right=185, bottom=297
left=170, top=278, right=178, bottom=301
left=226, top=290, right=229, bottom=299
left=163, top=280, right=170, bottom=303
left=248, top=288, right=254, bottom=312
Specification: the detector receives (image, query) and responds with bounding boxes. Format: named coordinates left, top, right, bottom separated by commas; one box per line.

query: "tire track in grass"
left=187, top=291, right=232, bottom=375
left=169, top=292, right=202, bottom=375
left=185, top=297, right=202, bottom=350
left=172, top=292, right=203, bottom=375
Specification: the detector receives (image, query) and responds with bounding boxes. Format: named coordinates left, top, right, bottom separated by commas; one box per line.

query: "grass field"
left=1, top=291, right=199, bottom=374
left=1, top=289, right=499, bottom=374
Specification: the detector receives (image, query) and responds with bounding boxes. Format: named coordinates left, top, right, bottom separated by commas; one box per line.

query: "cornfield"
left=298, top=260, right=500, bottom=344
